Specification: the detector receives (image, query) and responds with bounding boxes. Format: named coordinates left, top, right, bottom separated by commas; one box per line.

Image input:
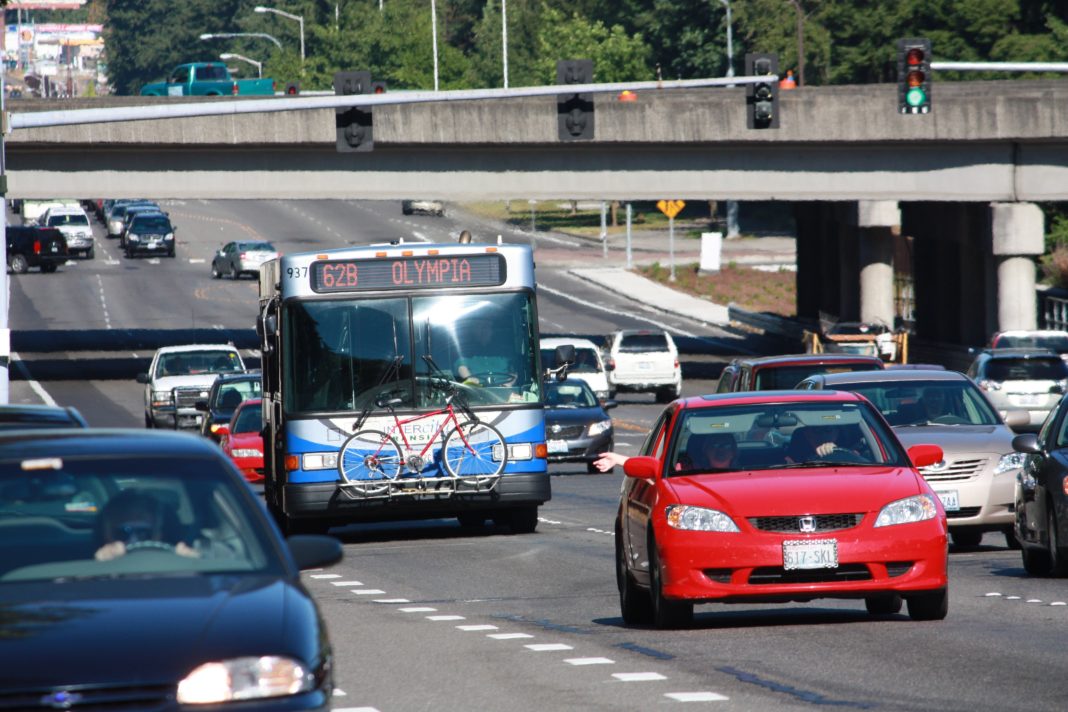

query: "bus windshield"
left=283, top=291, right=540, bottom=414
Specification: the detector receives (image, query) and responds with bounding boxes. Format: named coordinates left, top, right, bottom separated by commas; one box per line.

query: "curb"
left=568, top=267, right=731, bottom=327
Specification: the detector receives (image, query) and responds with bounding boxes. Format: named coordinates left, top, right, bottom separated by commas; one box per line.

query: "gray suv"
left=797, top=368, right=1030, bottom=548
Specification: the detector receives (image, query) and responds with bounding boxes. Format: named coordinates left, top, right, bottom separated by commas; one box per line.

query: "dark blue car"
left=0, top=429, right=341, bottom=709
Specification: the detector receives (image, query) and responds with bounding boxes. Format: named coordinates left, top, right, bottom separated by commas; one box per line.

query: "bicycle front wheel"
left=442, top=421, right=506, bottom=479
left=339, top=430, right=404, bottom=482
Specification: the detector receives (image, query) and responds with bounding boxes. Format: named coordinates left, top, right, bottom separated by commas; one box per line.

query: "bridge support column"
left=992, top=202, right=1044, bottom=331
left=856, top=201, right=899, bottom=327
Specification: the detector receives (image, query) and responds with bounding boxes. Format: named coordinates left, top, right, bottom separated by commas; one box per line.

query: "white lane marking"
left=411, top=231, right=432, bottom=243
left=373, top=598, right=411, bottom=604
left=1027, top=599, right=1043, bottom=603
left=564, top=657, right=615, bottom=666
left=488, top=633, right=534, bottom=640
left=587, top=528, right=613, bottom=535
left=537, top=281, right=698, bottom=337
left=525, top=643, right=573, bottom=652
left=10, top=352, right=56, bottom=406
left=539, top=517, right=562, bottom=525
left=309, top=573, right=341, bottom=579
left=188, top=258, right=206, bottom=264
left=1006, top=596, right=1021, bottom=600
left=1052, top=601, right=1066, bottom=606
left=427, top=615, right=465, bottom=621
left=399, top=607, right=437, bottom=613
left=613, top=672, right=667, bottom=682
left=333, top=708, right=380, bottom=712
left=96, top=274, right=111, bottom=329
left=351, top=589, right=386, bottom=595
left=457, top=624, right=498, bottom=631
left=330, top=580, right=364, bottom=586
left=665, top=692, right=730, bottom=702
left=333, top=689, right=346, bottom=696
left=984, top=592, right=1002, bottom=597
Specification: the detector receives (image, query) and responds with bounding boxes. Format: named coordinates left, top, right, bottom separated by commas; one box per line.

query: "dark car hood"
left=544, top=406, right=607, bottom=427
left=0, top=574, right=312, bottom=689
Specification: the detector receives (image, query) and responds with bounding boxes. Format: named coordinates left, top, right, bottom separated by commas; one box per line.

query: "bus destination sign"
left=310, top=253, right=506, bottom=293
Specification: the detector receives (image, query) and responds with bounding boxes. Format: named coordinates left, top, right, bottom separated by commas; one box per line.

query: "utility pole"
left=788, top=0, right=805, bottom=86
left=0, top=58, right=9, bottom=403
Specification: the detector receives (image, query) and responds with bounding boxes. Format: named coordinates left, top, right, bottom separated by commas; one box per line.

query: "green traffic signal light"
left=906, top=86, right=927, bottom=107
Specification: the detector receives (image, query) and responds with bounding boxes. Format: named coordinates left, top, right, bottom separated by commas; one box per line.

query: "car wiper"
left=765, top=460, right=872, bottom=469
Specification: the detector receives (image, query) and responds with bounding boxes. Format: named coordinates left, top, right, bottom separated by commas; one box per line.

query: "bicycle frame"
left=384, top=400, right=468, bottom=471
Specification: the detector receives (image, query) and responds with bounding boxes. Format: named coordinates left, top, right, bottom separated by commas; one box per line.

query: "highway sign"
left=657, top=199, right=685, bottom=219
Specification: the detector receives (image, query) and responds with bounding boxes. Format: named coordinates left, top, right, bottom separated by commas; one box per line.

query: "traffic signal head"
left=897, top=38, right=931, bottom=114
left=285, top=81, right=300, bottom=95
left=333, top=71, right=374, bottom=152
left=557, top=59, right=594, bottom=141
left=745, top=53, right=779, bottom=130
left=371, top=81, right=387, bottom=94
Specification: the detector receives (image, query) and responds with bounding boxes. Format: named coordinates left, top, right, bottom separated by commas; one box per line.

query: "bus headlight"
left=302, top=452, right=338, bottom=470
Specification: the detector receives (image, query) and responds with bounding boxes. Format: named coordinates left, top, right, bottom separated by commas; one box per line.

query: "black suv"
left=6, top=226, right=68, bottom=274
left=123, top=212, right=176, bottom=258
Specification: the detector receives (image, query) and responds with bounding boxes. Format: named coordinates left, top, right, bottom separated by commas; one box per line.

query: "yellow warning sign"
left=657, top=199, right=685, bottom=219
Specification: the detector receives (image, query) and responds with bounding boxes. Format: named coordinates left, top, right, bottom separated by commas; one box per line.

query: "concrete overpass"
left=7, top=79, right=1068, bottom=202
left=6, top=79, right=1064, bottom=347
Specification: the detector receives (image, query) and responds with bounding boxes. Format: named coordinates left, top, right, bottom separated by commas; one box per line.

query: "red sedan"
left=616, top=391, right=948, bottom=628
left=219, top=398, right=264, bottom=483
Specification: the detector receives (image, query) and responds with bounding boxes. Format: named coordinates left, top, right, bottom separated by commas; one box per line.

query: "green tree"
left=534, top=6, right=652, bottom=84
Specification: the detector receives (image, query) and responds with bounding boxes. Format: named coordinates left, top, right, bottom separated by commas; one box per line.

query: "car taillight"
left=674, top=359, right=680, bottom=368
left=979, top=379, right=1002, bottom=391
left=239, top=252, right=248, bottom=260
left=33, top=240, right=41, bottom=254
left=231, top=82, right=239, bottom=96
left=606, top=358, right=615, bottom=371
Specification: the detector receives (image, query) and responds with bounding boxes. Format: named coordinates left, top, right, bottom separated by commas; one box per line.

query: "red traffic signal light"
left=372, top=81, right=387, bottom=94
left=285, top=82, right=300, bottom=95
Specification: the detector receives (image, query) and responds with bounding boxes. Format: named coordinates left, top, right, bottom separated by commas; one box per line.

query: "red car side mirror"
left=907, top=444, right=943, bottom=469
left=623, top=455, right=660, bottom=478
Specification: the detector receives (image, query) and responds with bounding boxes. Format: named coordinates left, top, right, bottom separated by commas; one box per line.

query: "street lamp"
left=220, top=52, right=262, bottom=78
left=254, top=6, right=304, bottom=66
left=199, top=32, right=283, bottom=50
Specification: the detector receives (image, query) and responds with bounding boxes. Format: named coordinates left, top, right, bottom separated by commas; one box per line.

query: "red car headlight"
left=665, top=505, right=740, bottom=533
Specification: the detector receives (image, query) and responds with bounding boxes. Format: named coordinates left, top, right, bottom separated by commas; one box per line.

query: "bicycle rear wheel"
left=339, top=430, right=404, bottom=482
left=442, top=421, right=506, bottom=480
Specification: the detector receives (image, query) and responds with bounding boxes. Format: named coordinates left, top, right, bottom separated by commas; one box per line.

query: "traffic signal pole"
left=0, top=58, right=9, bottom=404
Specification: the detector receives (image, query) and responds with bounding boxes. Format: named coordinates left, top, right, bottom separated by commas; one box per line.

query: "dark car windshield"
left=233, top=403, right=262, bottom=433
left=618, top=333, right=669, bottom=352
left=238, top=241, right=276, bottom=252
left=755, top=362, right=883, bottom=390
left=545, top=380, right=599, bottom=408
left=131, top=215, right=172, bottom=233
left=47, top=213, right=89, bottom=227
left=985, top=358, right=1068, bottom=382
left=211, top=378, right=262, bottom=409
left=0, top=455, right=278, bottom=583
left=0, top=410, right=84, bottom=429
left=832, top=379, right=1000, bottom=426
left=667, top=400, right=908, bottom=475
left=996, top=335, right=1068, bottom=353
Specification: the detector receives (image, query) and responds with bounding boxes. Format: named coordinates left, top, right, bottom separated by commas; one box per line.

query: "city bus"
left=257, top=239, right=551, bottom=535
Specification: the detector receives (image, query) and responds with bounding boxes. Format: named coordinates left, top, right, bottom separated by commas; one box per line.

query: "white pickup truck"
left=137, top=344, right=246, bottom=429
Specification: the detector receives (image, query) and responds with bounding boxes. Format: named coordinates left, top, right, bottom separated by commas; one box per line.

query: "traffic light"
left=334, top=70, right=373, bottom=152
left=745, top=53, right=779, bottom=129
left=285, top=81, right=300, bottom=96
left=557, top=59, right=594, bottom=141
left=897, top=38, right=931, bottom=114
left=371, top=81, right=387, bottom=95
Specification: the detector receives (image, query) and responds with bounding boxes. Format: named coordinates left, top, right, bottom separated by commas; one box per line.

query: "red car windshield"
left=668, top=401, right=907, bottom=474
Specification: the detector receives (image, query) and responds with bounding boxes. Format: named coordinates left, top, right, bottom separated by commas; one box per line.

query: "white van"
left=541, top=337, right=612, bottom=401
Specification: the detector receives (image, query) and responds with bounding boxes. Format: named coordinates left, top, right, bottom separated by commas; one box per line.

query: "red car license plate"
left=783, top=539, right=838, bottom=570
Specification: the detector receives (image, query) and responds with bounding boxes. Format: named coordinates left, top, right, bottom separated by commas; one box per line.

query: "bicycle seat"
left=375, top=396, right=405, bottom=409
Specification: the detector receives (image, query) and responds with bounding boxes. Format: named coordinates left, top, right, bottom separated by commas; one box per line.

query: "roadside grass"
left=638, top=262, right=797, bottom=316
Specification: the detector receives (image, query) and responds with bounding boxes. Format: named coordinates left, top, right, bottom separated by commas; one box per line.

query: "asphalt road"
left=9, top=200, right=1068, bottom=711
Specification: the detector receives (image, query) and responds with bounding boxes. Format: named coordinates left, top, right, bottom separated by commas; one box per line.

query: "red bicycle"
left=338, top=382, right=506, bottom=487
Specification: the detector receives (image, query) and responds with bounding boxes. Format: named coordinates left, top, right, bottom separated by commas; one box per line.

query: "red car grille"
left=748, top=563, right=871, bottom=585
left=749, top=513, right=863, bottom=533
